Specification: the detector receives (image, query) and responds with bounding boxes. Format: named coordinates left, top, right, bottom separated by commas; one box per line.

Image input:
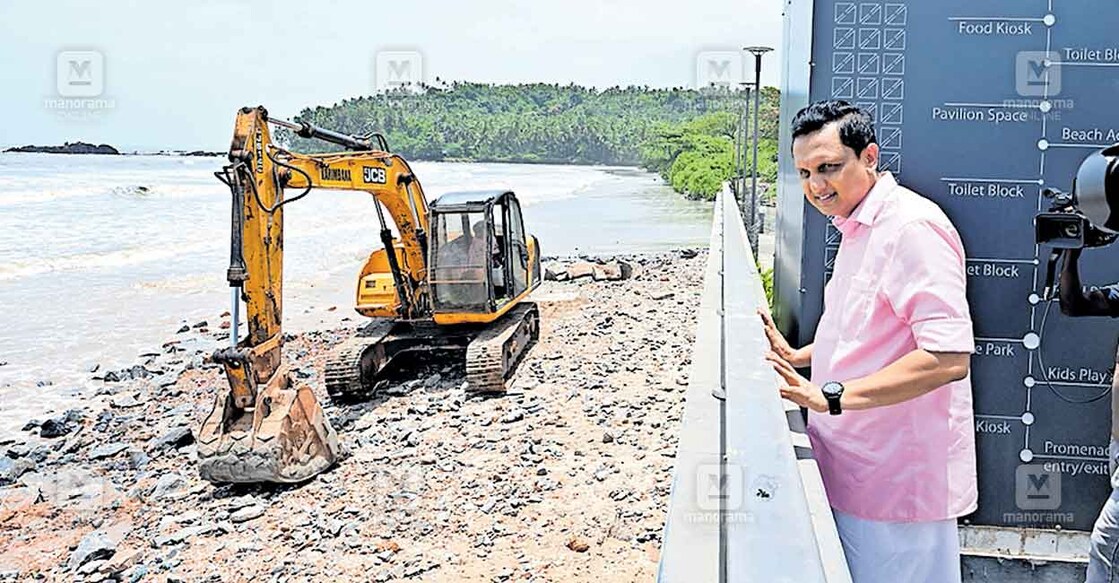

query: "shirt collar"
left=831, top=172, right=897, bottom=235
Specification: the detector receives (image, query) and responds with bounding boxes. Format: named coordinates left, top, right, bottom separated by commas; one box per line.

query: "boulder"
left=230, top=505, right=266, bottom=523
left=89, top=443, right=129, bottom=460
left=39, top=418, right=70, bottom=438
left=592, top=263, right=621, bottom=281
left=150, top=472, right=188, bottom=500
left=101, top=548, right=141, bottom=574
left=39, top=411, right=82, bottom=438
left=566, top=262, right=595, bottom=280
left=149, top=426, right=193, bottom=452
left=543, top=263, right=569, bottom=282
left=592, top=260, right=634, bottom=281
left=110, top=393, right=144, bottom=409
left=0, top=457, right=37, bottom=485
left=617, top=260, right=634, bottom=279
left=68, top=531, right=117, bottom=571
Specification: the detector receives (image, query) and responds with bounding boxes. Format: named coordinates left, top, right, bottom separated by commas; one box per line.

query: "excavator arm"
left=198, top=106, right=435, bottom=483
left=275, top=142, right=433, bottom=319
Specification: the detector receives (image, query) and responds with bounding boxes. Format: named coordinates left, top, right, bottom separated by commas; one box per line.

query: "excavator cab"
left=428, top=190, right=539, bottom=315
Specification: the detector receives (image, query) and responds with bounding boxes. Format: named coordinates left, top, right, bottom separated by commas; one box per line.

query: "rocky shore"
left=4, top=143, right=120, bottom=155
left=0, top=250, right=706, bottom=582
left=2, top=144, right=224, bottom=157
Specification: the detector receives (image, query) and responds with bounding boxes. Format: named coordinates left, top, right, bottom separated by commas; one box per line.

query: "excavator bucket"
left=197, top=365, right=341, bottom=483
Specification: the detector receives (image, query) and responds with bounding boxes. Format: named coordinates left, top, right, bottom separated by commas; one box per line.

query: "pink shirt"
left=807, top=172, right=978, bottom=523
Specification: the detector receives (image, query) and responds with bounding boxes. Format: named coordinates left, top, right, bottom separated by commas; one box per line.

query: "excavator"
left=196, top=106, right=543, bottom=483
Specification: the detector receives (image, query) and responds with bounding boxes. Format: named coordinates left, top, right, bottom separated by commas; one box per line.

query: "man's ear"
left=863, top=142, right=880, bottom=170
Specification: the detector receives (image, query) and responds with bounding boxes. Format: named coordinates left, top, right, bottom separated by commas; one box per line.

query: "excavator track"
left=324, top=320, right=396, bottom=400
left=466, top=303, right=540, bottom=392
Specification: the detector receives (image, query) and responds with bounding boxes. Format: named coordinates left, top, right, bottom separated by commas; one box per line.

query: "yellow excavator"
left=196, top=106, right=543, bottom=483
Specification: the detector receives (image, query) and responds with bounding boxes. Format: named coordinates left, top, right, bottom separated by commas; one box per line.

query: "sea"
left=0, top=153, right=713, bottom=438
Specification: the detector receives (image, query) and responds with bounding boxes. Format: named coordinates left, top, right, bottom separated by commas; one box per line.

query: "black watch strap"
left=822, top=381, right=844, bottom=415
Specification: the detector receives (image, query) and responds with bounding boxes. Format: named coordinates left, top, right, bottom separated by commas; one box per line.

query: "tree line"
left=286, top=81, right=779, bottom=200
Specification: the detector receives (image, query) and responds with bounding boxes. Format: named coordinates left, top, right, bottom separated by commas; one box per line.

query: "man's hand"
left=766, top=351, right=827, bottom=413
left=758, top=308, right=809, bottom=367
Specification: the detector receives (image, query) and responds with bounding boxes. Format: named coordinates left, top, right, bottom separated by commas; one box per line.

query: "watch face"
left=822, top=382, right=843, bottom=397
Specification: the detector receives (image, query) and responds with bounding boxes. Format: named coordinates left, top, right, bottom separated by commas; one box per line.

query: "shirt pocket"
left=839, top=274, right=878, bottom=339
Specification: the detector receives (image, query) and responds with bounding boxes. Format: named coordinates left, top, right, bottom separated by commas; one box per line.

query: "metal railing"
left=658, top=186, right=851, bottom=583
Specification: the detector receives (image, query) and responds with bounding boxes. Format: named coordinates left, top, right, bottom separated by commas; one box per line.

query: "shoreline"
left=0, top=151, right=665, bottom=178
left=0, top=149, right=223, bottom=157
left=0, top=150, right=657, bottom=174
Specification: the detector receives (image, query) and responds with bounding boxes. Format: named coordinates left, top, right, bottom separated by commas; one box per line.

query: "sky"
left=0, top=0, right=784, bottom=152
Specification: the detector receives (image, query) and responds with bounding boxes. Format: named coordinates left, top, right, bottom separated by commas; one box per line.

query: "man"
left=467, top=220, right=490, bottom=277
left=467, top=220, right=494, bottom=273
left=1058, top=248, right=1119, bottom=582
left=760, top=100, right=977, bottom=582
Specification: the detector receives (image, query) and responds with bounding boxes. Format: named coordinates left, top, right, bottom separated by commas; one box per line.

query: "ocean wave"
left=0, top=184, right=218, bottom=207
left=0, top=239, right=220, bottom=282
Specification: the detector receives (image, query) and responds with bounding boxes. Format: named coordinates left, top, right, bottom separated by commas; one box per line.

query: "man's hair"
left=790, top=100, right=877, bottom=155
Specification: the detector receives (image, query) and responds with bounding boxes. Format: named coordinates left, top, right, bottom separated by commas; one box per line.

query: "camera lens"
left=1064, top=223, right=1082, bottom=237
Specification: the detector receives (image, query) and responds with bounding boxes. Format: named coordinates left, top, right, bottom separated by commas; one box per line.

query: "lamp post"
left=743, top=45, right=773, bottom=257
left=737, top=82, right=754, bottom=213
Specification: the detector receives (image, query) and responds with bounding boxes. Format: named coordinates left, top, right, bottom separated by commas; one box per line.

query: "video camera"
left=1036, top=144, right=1119, bottom=300
left=1035, top=144, right=1119, bottom=249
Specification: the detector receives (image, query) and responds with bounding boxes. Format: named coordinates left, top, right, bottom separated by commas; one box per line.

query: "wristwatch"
left=821, top=381, right=845, bottom=415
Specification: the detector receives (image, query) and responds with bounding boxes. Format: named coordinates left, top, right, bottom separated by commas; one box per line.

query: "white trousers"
left=833, top=509, right=962, bottom=583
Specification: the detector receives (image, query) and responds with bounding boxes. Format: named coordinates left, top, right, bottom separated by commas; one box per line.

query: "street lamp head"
left=743, top=46, right=774, bottom=56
